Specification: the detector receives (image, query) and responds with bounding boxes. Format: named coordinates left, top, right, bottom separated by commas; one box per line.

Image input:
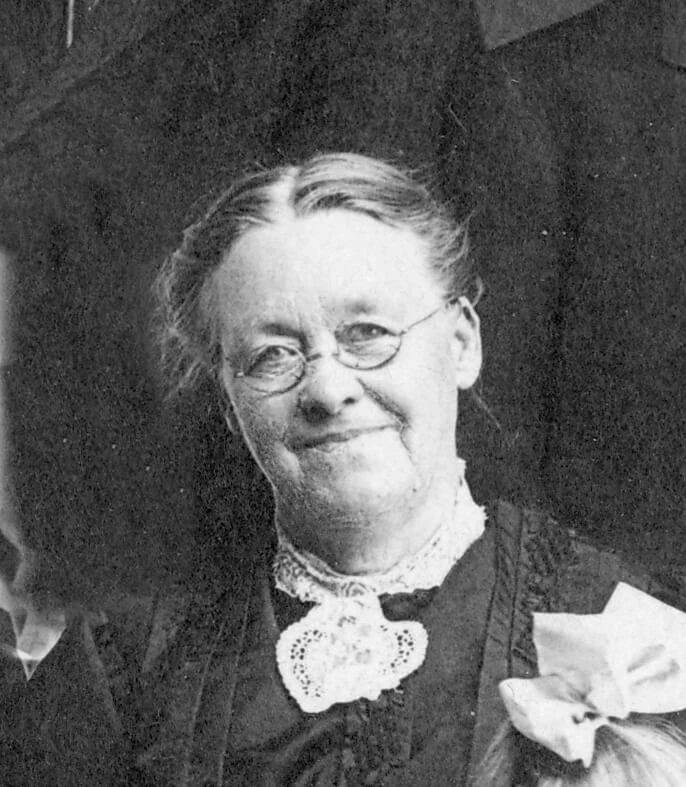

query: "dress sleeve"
left=0, top=593, right=166, bottom=787
left=0, top=614, right=130, bottom=785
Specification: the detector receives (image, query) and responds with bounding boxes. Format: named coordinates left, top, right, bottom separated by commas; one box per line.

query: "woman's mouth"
left=289, top=426, right=392, bottom=450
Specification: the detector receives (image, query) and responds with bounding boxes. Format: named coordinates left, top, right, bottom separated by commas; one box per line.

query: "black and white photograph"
left=0, top=1, right=685, bottom=784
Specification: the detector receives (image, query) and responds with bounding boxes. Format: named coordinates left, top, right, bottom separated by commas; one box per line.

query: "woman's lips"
left=289, top=426, right=392, bottom=450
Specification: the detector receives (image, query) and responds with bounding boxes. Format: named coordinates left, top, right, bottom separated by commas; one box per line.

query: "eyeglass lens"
left=236, top=302, right=453, bottom=393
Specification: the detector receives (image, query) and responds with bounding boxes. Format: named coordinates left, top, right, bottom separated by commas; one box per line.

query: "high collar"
left=274, top=474, right=486, bottom=604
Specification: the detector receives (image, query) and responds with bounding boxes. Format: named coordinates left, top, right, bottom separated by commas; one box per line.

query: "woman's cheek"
left=237, top=403, right=296, bottom=473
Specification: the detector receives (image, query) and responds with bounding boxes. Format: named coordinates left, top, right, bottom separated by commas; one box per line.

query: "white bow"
left=499, top=583, right=686, bottom=767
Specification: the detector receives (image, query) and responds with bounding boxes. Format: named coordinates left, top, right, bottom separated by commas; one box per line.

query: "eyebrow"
left=233, top=298, right=393, bottom=344
left=245, top=299, right=381, bottom=329
left=339, top=297, right=383, bottom=316
left=253, top=320, right=302, bottom=337
left=226, top=321, right=300, bottom=362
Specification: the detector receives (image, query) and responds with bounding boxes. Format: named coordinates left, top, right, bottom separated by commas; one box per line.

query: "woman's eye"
left=341, top=322, right=394, bottom=344
left=246, top=345, right=300, bottom=376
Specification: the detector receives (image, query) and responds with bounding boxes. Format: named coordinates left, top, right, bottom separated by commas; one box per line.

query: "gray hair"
left=154, top=152, right=477, bottom=396
left=474, top=718, right=686, bottom=787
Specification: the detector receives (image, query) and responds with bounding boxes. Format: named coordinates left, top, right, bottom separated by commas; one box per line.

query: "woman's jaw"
left=213, top=209, right=482, bottom=574
left=271, top=453, right=465, bottom=575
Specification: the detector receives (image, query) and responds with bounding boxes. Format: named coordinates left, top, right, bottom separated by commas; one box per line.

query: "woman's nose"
left=297, top=355, right=364, bottom=421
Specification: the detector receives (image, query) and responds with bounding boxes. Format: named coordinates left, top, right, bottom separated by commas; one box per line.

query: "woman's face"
left=214, top=209, right=481, bottom=520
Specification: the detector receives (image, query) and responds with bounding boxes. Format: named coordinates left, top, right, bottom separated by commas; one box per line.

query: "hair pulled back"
left=154, top=152, right=475, bottom=395
left=475, top=718, right=686, bottom=787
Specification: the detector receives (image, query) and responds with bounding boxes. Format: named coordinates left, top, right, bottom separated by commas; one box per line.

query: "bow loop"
left=499, top=675, right=603, bottom=767
left=499, top=583, right=686, bottom=767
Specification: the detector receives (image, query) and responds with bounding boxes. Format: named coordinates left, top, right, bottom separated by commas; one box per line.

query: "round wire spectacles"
left=232, top=299, right=459, bottom=394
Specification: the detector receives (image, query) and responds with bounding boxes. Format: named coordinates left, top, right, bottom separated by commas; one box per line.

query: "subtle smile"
left=289, top=426, right=393, bottom=450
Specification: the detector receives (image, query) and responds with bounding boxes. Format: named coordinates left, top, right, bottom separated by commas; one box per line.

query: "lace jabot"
left=274, top=472, right=486, bottom=713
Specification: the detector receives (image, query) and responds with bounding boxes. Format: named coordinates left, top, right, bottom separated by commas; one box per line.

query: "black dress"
left=222, top=528, right=495, bottom=786
left=3, top=502, right=684, bottom=786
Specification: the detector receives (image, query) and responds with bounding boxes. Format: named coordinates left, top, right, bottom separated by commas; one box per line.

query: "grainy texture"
left=0, top=0, right=684, bottom=603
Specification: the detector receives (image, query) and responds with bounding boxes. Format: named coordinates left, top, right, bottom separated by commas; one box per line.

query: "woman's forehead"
left=214, top=210, right=441, bottom=325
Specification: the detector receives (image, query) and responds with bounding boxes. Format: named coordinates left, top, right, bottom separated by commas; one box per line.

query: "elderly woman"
left=8, top=153, right=685, bottom=786
left=128, top=152, right=684, bottom=786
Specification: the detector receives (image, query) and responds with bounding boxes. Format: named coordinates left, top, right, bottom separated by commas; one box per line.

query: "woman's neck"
left=275, top=474, right=461, bottom=575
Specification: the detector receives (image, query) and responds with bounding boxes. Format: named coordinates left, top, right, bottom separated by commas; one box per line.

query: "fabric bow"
left=499, top=582, right=686, bottom=767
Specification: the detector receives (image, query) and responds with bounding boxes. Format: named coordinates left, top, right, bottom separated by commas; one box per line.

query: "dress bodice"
left=225, top=528, right=496, bottom=786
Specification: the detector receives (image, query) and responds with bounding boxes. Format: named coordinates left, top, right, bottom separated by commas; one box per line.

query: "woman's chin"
left=304, top=469, right=420, bottom=517
left=269, top=437, right=424, bottom=516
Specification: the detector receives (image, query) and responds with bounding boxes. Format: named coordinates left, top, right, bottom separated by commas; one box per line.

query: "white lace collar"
left=273, top=472, right=486, bottom=713
left=274, top=477, right=485, bottom=601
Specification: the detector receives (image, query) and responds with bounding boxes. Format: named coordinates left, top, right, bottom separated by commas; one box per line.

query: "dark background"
left=0, top=0, right=684, bottom=604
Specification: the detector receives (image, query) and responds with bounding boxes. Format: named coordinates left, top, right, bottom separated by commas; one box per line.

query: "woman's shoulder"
left=488, top=498, right=685, bottom=607
left=485, top=498, right=686, bottom=674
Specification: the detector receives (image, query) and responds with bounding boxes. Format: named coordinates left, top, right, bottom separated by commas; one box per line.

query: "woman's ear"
left=451, top=297, right=482, bottom=390
left=224, top=403, right=240, bottom=435
left=217, top=379, right=240, bottom=435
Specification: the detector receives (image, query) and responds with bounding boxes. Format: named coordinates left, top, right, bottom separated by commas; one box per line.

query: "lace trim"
left=274, top=475, right=486, bottom=601
left=274, top=473, right=485, bottom=713
left=276, top=595, right=427, bottom=714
